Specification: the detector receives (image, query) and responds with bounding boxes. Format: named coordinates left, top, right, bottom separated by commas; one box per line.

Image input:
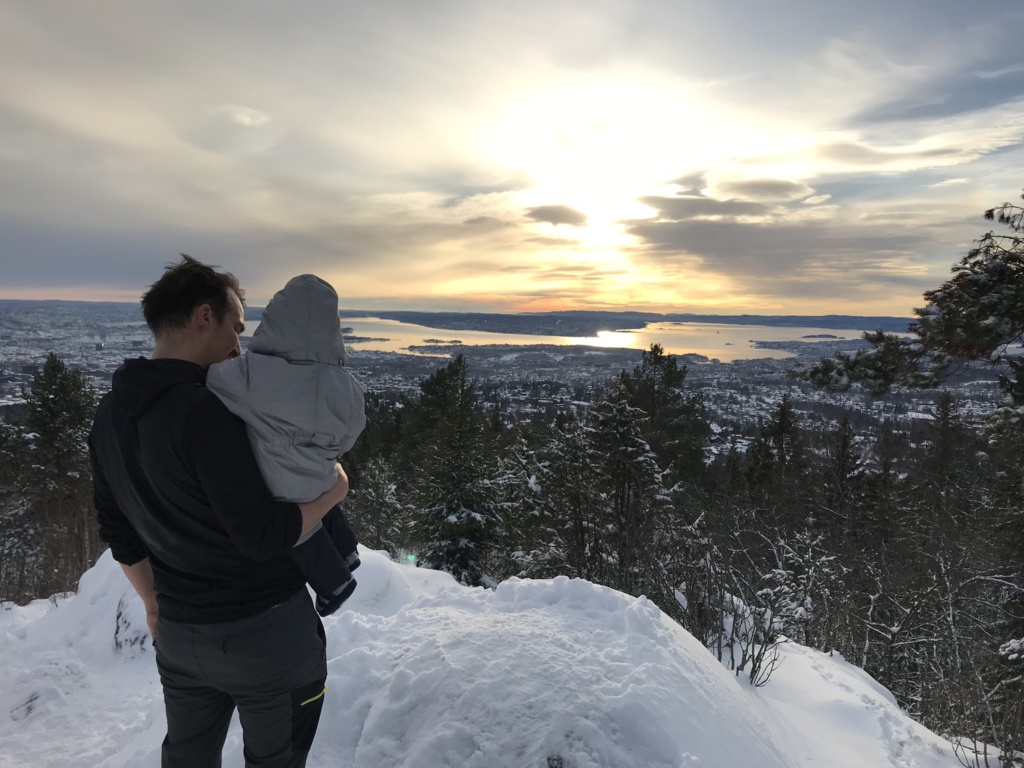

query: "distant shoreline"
left=336, top=310, right=912, bottom=335
left=0, top=299, right=913, bottom=335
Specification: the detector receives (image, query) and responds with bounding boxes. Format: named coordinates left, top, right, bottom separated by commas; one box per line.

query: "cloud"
left=214, top=105, right=270, bottom=128
left=857, top=211, right=922, bottom=221
left=669, top=172, right=707, bottom=194
left=621, top=200, right=949, bottom=309
left=627, top=215, right=928, bottom=274
left=854, top=64, right=1024, bottom=123
left=523, top=236, right=581, bottom=246
left=712, top=179, right=814, bottom=202
left=802, top=194, right=832, bottom=205
left=637, top=196, right=770, bottom=221
left=819, top=141, right=963, bottom=166
left=975, top=63, right=1024, bottom=80
left=463, top=216, right=515, bottom=228
left=525, top=205, right=588, bottom=227
left=927, top=177, right=970, bottom=188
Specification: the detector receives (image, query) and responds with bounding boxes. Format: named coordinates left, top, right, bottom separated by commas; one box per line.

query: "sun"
left=486, top=67, right=743, bottom=233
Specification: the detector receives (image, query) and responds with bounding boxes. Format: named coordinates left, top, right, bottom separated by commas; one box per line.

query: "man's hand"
left=330, top=462, right=349, bottom=505
left=145, top=602, right=159, bottom=641
left=297, top=463, right=350, bottom=536
left=119, top=559, right=160, bottom=641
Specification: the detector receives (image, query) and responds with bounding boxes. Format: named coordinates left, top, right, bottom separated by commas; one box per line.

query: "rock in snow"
left=0, top=549, right=963, bottom=767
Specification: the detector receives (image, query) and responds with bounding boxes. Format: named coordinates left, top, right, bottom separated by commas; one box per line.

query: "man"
left=89, top=255, right=349, bottom=768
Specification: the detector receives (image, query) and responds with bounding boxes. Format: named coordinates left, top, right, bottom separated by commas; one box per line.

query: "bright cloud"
left=214, top=105, right=270, bottom=128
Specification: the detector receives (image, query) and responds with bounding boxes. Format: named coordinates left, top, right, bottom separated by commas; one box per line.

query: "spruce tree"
left=487, top=431, right=546, bottom=581
left=406, top=355, right=502, bottom=586
left=23, top=353, right=97, bottom=488
left=12, top=353, right=100, bottom=599
left=345, top=457, right=410, bottom=556
left=0, top=418, right=27, bottom=501
left=590, top=382, right=673, bottom=600
left=530, top=413, right=605, bottom=581
left=745, top=395, right=810, bottom=530
left=820, top=415, right=864, bottom=526
left=618, top=343, right=708, bottom=480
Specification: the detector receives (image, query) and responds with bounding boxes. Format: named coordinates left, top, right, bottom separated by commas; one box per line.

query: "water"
left=246, top=317, right=866, bottom=362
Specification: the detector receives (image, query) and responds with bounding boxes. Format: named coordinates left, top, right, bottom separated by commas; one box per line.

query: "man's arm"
left=90, top=425, right=159, bottom=638
left=188, top=393, right=347, bottom=560
left=120, top=558, right=160, bottom=640
left=89, top=428, right=148, bottom=566
left=299, top=463, right=349, bottom=536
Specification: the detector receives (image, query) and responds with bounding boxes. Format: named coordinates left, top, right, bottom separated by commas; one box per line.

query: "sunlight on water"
left=245, top=317, right=865, bottom=363
left=564, top=330, right=639, bottom=349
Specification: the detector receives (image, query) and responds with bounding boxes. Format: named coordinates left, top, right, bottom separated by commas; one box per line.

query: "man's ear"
left=193, top=303, right=214, bottom=330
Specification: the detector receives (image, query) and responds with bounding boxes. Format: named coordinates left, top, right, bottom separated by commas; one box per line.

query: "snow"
left=906, top=411, right=936, bottom=420
left=0, top=549, right=965, bottom=768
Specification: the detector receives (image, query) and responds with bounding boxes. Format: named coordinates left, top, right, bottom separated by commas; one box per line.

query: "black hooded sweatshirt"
left=89, top=357, right=306, bottom=623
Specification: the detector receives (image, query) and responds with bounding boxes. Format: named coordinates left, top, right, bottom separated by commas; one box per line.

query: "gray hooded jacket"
left=207, top=274, right=366, bottom=504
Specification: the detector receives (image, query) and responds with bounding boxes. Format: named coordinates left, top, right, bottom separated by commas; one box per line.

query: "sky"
left=2, top=1, right=1024, bottom=315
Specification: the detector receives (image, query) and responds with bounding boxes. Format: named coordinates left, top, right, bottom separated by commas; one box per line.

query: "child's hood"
left=249, top=274, right=348, bottom=364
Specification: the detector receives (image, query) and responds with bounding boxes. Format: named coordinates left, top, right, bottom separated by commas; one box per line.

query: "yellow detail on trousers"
left=300, top=687, right=328, bottom=707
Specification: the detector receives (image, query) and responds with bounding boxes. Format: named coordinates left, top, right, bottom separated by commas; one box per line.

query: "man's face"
left=207, top=292, right=245, bottom=366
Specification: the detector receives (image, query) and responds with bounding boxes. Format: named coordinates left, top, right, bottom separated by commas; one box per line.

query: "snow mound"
left=0, top=549, right=963, bottom=767
left=322, top=574, right=795, bottom=768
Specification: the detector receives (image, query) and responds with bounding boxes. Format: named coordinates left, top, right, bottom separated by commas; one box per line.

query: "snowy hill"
left=0, top=549, right=965, bottom=768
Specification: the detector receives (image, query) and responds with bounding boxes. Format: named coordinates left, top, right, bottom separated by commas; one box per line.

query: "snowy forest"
left=3, top=199, right=1024, bottom=765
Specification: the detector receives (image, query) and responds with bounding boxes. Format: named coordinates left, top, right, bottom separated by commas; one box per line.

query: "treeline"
left=342, top=347, right=1023, bottom=766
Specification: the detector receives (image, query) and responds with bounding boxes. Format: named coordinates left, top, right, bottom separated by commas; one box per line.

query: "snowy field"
left=0, top=549, right=966, bottom=768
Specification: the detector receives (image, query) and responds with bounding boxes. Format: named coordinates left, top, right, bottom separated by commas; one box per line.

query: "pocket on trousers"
left=290, top=678, right=327, bottom=752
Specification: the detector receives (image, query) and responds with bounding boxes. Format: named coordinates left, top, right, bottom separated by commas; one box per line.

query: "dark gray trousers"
left=155, top=589, right=328, bottom=768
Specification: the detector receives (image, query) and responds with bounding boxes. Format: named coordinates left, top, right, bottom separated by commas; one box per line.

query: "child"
left=207, top=274, right=366, bottom=616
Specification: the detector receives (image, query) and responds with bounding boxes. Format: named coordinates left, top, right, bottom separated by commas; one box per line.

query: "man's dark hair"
left=141, top=254, right=245, bottom=336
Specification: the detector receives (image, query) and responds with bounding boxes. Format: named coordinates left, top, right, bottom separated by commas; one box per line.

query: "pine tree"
left=590, top=382, right=674, bottom=599
left=530, top=413, right=605, bottom=581
left=23, top=353, right=97, bottom=488
left=0, top=418, right=34, bottom=602
left=406, top=356, right=502, bottom=586
left=345, top=457, right=410, bottom=556
left=618, top=344, right=708, bottom=480
left=486, top=431, right=546, bottom=581
left=820, top=415, right=864, bottom=526
left=856, top=427, right=905, bottom=548
left=745, top=395, right=810, bottom=529
left=0, top=418, right=27, bottom=501
left=761, top=528, right=845, bottom=648
left=9, top=353, right=100, bottom=600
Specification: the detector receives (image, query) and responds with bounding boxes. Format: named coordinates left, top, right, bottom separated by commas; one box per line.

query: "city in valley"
left=0, top=299, right=1005, bottom=457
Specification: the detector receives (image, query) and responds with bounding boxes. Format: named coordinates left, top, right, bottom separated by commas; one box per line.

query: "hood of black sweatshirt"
left=110, top=357, right=207, bottom=418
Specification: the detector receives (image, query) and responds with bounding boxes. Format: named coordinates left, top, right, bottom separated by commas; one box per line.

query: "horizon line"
left=0, top=297, right=916, bottom=320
